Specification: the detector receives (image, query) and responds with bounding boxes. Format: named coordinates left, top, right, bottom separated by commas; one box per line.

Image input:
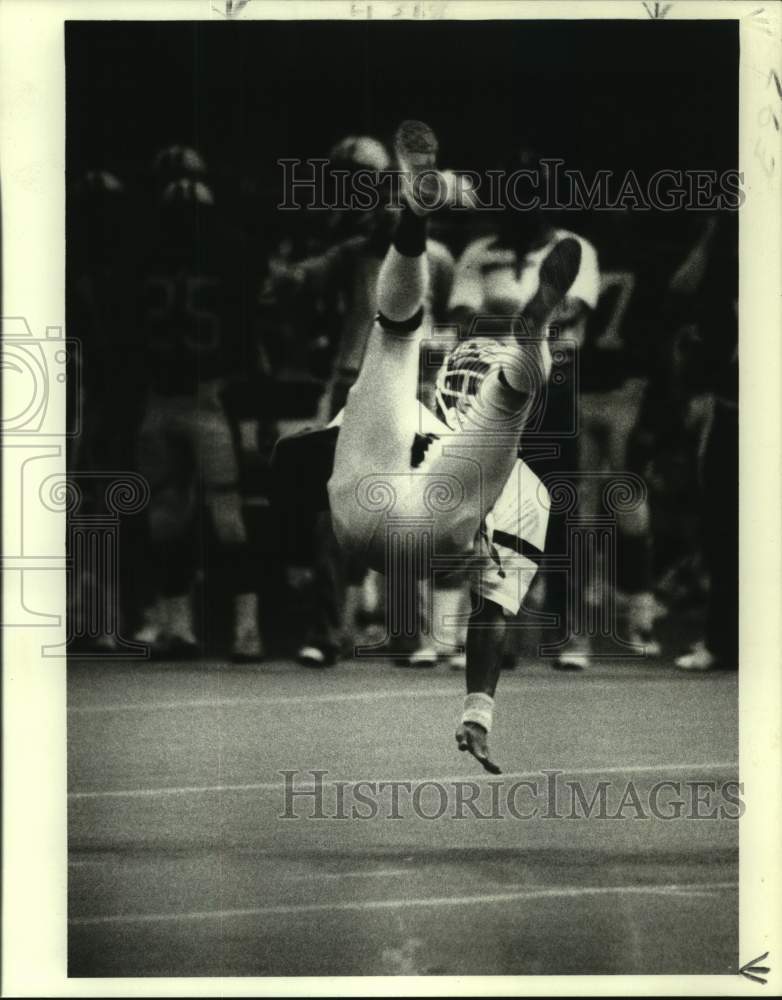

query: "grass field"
left=68, top=653, right=738, bottom=977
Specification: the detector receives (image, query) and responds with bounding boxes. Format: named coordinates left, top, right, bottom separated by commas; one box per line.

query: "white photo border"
left=1, top=0, right=780, bottom=995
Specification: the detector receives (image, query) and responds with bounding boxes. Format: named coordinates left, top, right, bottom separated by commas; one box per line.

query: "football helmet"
left=435, top=338, right=503, bottom=430
left=152, top=145, right=208, bottom=190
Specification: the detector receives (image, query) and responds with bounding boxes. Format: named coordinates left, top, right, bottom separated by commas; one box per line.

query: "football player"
left=135, top=174, right=264, bottom=661
left=669, top=214, right=738, bottom=671
left=68, top=169, right=141, bottom=651
left=577, top=211, right=663, bottom=656
left=273, top=122, right=581, bottom=771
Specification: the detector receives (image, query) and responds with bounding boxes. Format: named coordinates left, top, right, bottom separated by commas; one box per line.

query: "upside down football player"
left=273, top=122, right=581, bottom=772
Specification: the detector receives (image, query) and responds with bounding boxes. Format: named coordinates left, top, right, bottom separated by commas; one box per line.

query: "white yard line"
left=69, top=880, right=738, bottom=927
left=68, top=686, right=459, bottom=714
left=287, top=868, right=415, bottom=881
left=68, top=760, right=738, bottom=801
left=68, top=674, right=721, bottom=715
left=68, top=861, right=415, bottom=880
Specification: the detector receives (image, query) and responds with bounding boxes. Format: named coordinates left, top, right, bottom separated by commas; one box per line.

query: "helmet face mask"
left=435, top=338, right=501, bottom=430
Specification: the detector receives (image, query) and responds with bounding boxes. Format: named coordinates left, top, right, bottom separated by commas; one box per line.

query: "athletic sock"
left=462, top=691, right=494, bottom=733
left=163, top=593, right=197, bottom=642
left=393, top=203, right=428, bottom=257
left=376, top=206, right=429, bottom=327
left=233, top=591, right=259, bottom=637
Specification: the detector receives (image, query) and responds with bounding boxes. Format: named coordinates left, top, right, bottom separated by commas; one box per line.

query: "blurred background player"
left=448, top=149, right=599, bottom=670
left=577, top=209, right=664, bottom=657
left=68, top=168, right=143, bottom=651
left=135, top=165, right=264, bottom=660
left=667, top=213, right=738, bottom=671
left=69, top=169, right=135, bottom=478
left=266, top=134, right=455, bottom=667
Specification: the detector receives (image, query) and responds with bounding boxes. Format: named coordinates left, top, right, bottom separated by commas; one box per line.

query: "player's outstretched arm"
left=455, top=594, right=507, bottom=774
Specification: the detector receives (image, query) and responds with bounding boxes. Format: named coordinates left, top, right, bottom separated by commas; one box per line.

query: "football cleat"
left=394, top=120, right=438, bottom=171
left=456, top=722, right=502, bottom=774
left=401, top=646, right=438, bottom=668
left=518, top=237, right=582, bottom=339
left=133, top=600, right=164, bottom=646
left=297, top=644, right=337, bottom=668
left=551, top=653, right=589, bottom=671
left=551, top=636, right=592, bottom=671
left=627, top=631, right=662, bottom=657
left=393, top=119, right=459, bottom=216
left=675, top=641, right=718, bottom=672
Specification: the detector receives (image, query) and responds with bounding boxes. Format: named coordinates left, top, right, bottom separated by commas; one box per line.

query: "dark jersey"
left=682, top=218, right=738, bottom=403
left=141, top=218, right=254, bottom=395
left=579, top=219, right=677, bottom=393
left=67, top=195, right=146, bottom=426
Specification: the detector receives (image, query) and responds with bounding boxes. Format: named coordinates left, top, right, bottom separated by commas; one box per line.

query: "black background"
left=67, top=19, right=738, bottom=194
left=63, top=16, right=739, bottom=650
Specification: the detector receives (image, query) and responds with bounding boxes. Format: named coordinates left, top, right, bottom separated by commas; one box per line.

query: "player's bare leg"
left=206, top=490, right=264, bottom=662
left=454, top=594, right=506, bottom=773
